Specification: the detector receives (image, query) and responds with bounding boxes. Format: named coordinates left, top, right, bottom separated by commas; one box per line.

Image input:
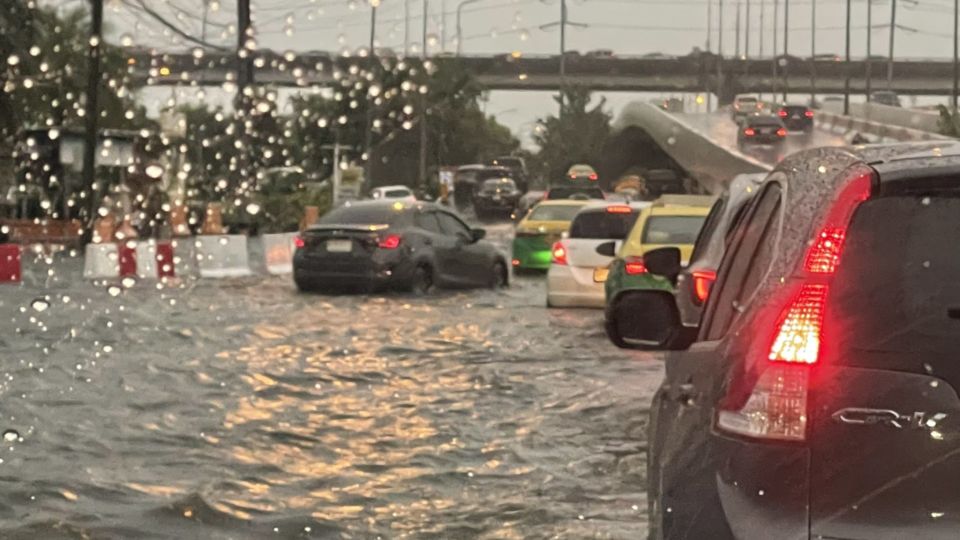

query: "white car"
left=370, top=185, right=417, bottom=202
left=547, top=201, right=651, bottom=308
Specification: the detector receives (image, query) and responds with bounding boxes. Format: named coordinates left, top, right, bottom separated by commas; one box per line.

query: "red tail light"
left=716, top=166, right=876, bottom=442
left=776, top=127, right=788, bottom=137
left=777, top=109, right=788, bottom=117
left=743, top=128, right=756, bottom=136
left=589, top=173, right=598, bottom=181
left=805, top=110, right=815, bottom=118
left=378, top=234, right=402, bottom=249
left=551, top=242, right=567, bottom=265
left=294, top=236, right=305, bottom=249
left=606, top=205, right=632, bottom=214
left=624, top=256, right=647, bottom=275
left=691, top=269, right=716, bottom=304
left=512, top=258, right=521, bottom=267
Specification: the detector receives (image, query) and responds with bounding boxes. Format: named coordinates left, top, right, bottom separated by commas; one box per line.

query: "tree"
left=531, top=87, right=612, bottom=183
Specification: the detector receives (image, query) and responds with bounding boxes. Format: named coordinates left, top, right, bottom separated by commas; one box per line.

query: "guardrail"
left=815, top=110, right=950, bottom=143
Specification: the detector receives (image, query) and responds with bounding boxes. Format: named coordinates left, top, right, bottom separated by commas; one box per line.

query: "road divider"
left=195, top=235, right=252, bottom=278
left=261, top=233, right=298, bottom=275
left=0, top=244, right=21, bottom=283
left=83, top=243, right=120, bottom=279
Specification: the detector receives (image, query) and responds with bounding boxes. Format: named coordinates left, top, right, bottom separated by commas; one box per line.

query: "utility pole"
left=773, top=0, right=779, bottom=98
left=718, top=0, right=724, bottom=105
left=707, top=0, right=713, bottom=111
left=441, top=0, right=447, bottom=53
left=810, top=0, right=816, bottom=105
left=888, top=0, right=896, bottom=89
left=82, top=0, right=103, bottom=236
left=456, top=0, right=481, bottom=56
left=559, top=0, right=568, bottom=114
left=735, top=1, right=741, bottom=59
left=866, top=0, right=872, bottom=101
left=954, top=0, right=959, bottom=111
left=782, top=0, right=789, bottom=102
left=419, top=0, right=429, bottom=190
left=405, top=0, right=411, bottom=56
left=760, top=0, right=765, bottom=100
left=365, top=2, right=378, bottom=184
left=745, top=0, right=751, bottom=59
left=844, top=0, right=852, bottom=115
left=237, top=0, right=254, bottom=194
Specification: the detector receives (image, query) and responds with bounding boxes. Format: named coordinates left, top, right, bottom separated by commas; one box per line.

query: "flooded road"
left=0, top=251, right=662, bottom=539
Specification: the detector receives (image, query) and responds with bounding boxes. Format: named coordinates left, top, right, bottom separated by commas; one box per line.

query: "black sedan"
left=776, top=104, right=814, bottom=132
left=736, top=114, right=787, bottom=146
left=473, top=177, right=522, bottom=219
left=293, top=200, right=509, bottom=294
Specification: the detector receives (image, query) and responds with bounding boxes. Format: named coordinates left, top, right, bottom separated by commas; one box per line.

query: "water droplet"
left=107, top=286, right=122, bottom=297
left=219, top=237, right=229, bottom=245
left=2, top=430, right=19, bottom=442
left=120, top=33, right=133, bottom=47
left=923, top=261, right=931, bottom=269
left=922, top=197, right=931, bottom=206
left=31, top=298, right=50, bottom=312
left=245, top=203, right=261, bottom=215
left=121, top=277, right=136, bottom=288
left=7, top=54, right=20, bottom=66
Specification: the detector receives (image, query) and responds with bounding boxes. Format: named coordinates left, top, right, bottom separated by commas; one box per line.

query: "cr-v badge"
left=832, top=408, right=939, bottom=430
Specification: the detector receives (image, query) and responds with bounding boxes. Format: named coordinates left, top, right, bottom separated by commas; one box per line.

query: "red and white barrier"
left=83, top=240, right=178, bottom=280
left=262, top=232, right=297, bottom=275
left=0, top=244, right=21, bottom=284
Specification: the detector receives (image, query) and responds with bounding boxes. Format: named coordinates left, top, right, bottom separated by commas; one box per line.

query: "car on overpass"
left=731, top=95, right=762, bottom=120
left=646, top=143, right=960, bottom=540
left=871, top=90, right=902, bottom=107
left=776, top=104, right=815, bottom=133
left=737, top=114, right=787, bottom=147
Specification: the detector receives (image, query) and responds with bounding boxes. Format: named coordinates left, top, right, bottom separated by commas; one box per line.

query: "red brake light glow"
left=624, top=257, right=647, bottom=275
left=606, top=205, right=632, bottom=214
left=691, top=269, right=717, bottom=304
left=805, top=110, right=815, bottom=118
left=777, top=109, right=788, bottom=117
left=776, top=127, right=788, bottom=137
left=551, top=242, right=568, bottom=265
left=294, top=236, right=305, bottom=249
left=743, top=128, right=756, bottom=136
left=768, top=284, right=829, bottom=364
left=378, top=234, right=402, bottom=249
left=589, top=173, right=599, bottom=181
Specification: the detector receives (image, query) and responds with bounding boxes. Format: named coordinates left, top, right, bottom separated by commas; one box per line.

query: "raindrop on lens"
left=31, top=298, right=50, bottom=312
left=107, top=285, right=122, bottom=297
left=245, top=203, right=261, bottom=215
left=2, top=430, right=19, bottom=443
left=121, top=277, right=136, bottom=288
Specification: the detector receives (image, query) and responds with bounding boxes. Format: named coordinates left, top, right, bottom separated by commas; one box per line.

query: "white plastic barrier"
left=195, top=235, right=252, bottom=278
left=82, top=243, right=120, bottom=279
left=261, top=232, right=298, bottom=275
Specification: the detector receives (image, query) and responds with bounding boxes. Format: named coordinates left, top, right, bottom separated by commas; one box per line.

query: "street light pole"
left=735, top=1, right=741, bottom=58
left=810, top=0, right=816, bottom=105
left=866, top=0, right=872, bottom=101
left=782, top=0, right=789, bottom=102
left=954, top=0, right=959, bottom=111
left=364, top=1, right=378, bottom=183
left=844, top=0, right=852, bottom=115
left=456, top=0, right=481, bottom=56
left=888, top=0, right=896, bottom=89
left=707, top=0, right=713, bottom=111
left=82, top=0, right=103, bottom=234
left=405, top=0, right=411, bottom=56
left=419, top=0, right=429, bottom=189
left=773, top=0, right=779, bottom=98
left=745, top=0, right=751, bottom=59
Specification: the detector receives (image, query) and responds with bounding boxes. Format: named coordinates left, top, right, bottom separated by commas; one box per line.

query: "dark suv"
left=776, top=104, right=814, bottom=132
left=645, top=143, right=960, bottom=539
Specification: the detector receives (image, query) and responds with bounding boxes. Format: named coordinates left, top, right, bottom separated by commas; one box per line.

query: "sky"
left=41, top=0, right=960, bottom=146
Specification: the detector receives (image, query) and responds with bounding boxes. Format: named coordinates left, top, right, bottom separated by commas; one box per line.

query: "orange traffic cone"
left=201, top=203, right=225, bottom=235
left=300, top=206, right=319, bottom=231
left=169, top=204, right=191, bottom=237
left=92, top=214, right=117, bottom=244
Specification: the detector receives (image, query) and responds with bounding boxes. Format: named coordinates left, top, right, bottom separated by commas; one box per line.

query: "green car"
left=511, top=200, right=588, bottom=270
left=603, top=197, right=714, bottom=346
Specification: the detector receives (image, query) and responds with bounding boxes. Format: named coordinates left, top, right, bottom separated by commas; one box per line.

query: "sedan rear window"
left=319, top=204, right=406, bottom=225
left=528, top=205, right=583, bottom=222
left=384, top=189, right=412, bottom=198
left=642, top=216, right=707, bottom=244
left=569, top=210, right=639, bottom=239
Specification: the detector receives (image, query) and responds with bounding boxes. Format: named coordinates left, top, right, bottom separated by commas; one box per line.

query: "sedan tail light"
left=776, top=127, right=788, bottom=137
left=691, top=269, right=717, bottom=305
left=777, top=109, right=788, bottom=117
left=294, top=236, right=305, bottom=249
left=624, top=256, right=647, bottom=275
left=805, top=110, right=815, bottom=118
left=743, top=128, right=756, bottom=137
left=378, top=234, right=402, bottom=249
left=551, top=242, right=568, bottom=265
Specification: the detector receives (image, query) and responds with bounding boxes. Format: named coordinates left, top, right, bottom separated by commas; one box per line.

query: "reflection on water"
left=0, top=271, right=662, bottom=538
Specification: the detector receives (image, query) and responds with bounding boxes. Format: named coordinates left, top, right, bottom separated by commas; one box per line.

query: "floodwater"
left=0, top=244, right=663, bottom=539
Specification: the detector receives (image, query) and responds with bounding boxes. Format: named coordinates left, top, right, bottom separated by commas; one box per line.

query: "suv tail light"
left=294, top=236, right=305, bottom=249
left=777, top=109, right=788, bottom=117
left=551, top=242, right=568, bottom=265
left=805, top=110, right=815, bottom=118
left=691, top=269, right=717, bottom=305
left=776, top=127, right=788, bottom=137
left=378, top=234, right=402, bottom=249
left=743, top=128, right=756, bottom=137
left=624, top=256, right=647, bottom=275
left=716, top=166, right=877, bottom=442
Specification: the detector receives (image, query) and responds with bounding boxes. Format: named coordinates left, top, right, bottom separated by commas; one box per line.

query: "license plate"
left=326, top=239, right=352, bottom=253
left=792, top=115, right=801, bottom=119
left=593, top=267, right=609, bottom=283
left=493, top=195, right=502, bottom=201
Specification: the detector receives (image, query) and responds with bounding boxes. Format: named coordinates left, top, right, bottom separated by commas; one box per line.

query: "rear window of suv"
left=829, top=196, right=960, bottom=370
left=569, top=209, right=639, bottom=239
left=642, top=215, right=707, bottom=244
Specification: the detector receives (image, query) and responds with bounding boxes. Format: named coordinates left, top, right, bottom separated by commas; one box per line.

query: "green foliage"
left=531, top=87, right=612, bottom=183
left=936, top=104, right=960, bottom=137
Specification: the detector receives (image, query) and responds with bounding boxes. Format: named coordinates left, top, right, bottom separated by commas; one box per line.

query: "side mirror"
left=607, top=291, right=687, bottom=350
left=595, top=241, right=617, bottom=257
left=471, top=228, right=487, bottom=242
left=644, top=247, right=682, bottom=281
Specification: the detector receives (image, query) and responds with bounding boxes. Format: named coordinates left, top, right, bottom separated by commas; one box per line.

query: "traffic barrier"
left=261, top=233, right=297, bottom=275
left=0, top=244, right=21, bottom=283
left=83, top=243, right=120, bottom=279
left=195, top=235, right=252, bottom=278
left=133, top=239, right=178, bottom=279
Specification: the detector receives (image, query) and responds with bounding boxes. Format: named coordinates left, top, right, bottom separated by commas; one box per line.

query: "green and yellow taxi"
left=604, top=195, right=714, bottom=323
left=511, top=199, right=589, bottom=270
